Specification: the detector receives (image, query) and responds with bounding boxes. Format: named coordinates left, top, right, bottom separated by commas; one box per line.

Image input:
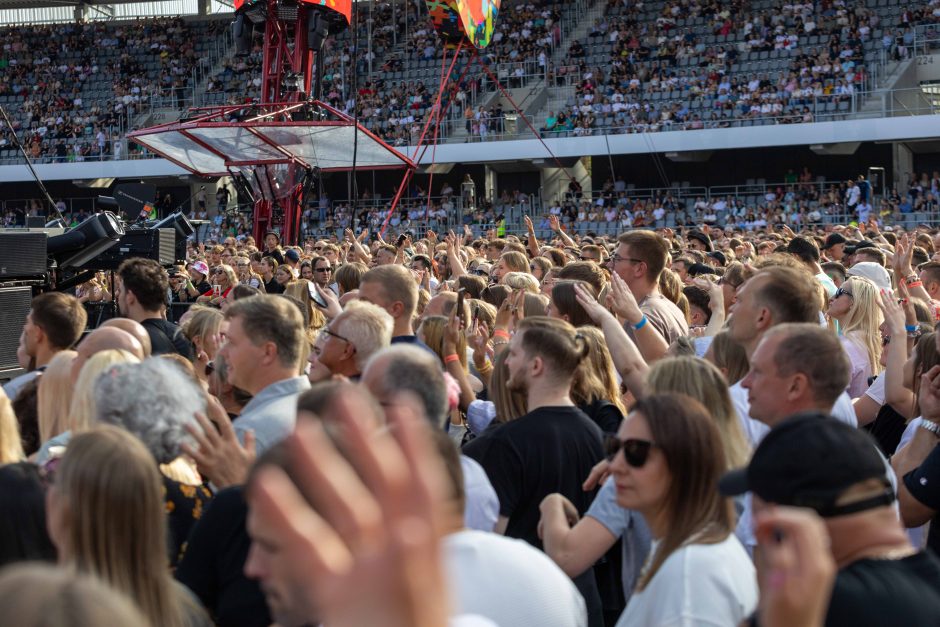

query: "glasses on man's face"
left=323, top=328, right=352, bottom=344
left=608, top=254, right=644, bottom=265
left=604, top=435, right=656, bottom=467
left=834, top=287, right=854, bottom=300
left=315, top=266, right=332, bottom=273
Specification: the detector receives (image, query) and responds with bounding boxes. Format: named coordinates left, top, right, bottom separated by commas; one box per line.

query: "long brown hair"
left=630, top=394, right=735, bottom=591
left=54, top=426, right=198, bottom=627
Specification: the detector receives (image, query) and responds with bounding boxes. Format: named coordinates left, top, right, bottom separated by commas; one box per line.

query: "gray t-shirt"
left=586, top=478, right=653, bottom=602
left=625, top=292, right=689, bottom=345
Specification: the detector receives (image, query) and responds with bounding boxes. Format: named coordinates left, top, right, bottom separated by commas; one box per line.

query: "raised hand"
left=755, top=506, right=836, bottom=627
left=607, top=271, right=643, bottom=326
left=246, top=389, right=451, bottom=627
left=524, top=215, right=535, bottom=233
left=877, top=288, right=906, bottom=336
left=573, top=282, right=611, bottom=325
left=692, top=276, right=724, bottom=314
left=181, top=396, right=256, bottom=488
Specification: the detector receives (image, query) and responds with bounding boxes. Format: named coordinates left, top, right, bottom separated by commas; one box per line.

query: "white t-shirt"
left=444, top=530, right=587, bottom=627
left=615, top=535, right=758, bottom=627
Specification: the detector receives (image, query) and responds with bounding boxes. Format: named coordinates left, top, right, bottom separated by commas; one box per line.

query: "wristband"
left=493, top=329, right=511, bottom=340
left=906, top=280, right=923, bottom=289
left=905, top=324, right=918, bottom=333
left=633, top=315, right=648, bottom=331
left=444, top=354, right=460, bottom=364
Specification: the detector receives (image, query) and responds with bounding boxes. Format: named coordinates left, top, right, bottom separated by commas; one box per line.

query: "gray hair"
left=93, top=358, right=206, bottom=464
left=334, top=300, right=394, bottom=369
left=364, top=345, right=448, bottom=427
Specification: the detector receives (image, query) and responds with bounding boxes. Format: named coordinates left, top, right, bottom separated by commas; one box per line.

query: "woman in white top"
left=827, top=276, right=883, bottom=398
left=611, top=394, right=757, bottom=626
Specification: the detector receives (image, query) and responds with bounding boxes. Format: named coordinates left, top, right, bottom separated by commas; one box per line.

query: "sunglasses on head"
left=604, top=435, right=656, bottom=468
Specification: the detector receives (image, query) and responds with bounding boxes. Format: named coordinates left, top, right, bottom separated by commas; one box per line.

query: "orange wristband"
left=444, top=354, right=461, bottom=364
left=907, top=280, right=923, bottom=289
left=493, top=329, right=510, bottom=340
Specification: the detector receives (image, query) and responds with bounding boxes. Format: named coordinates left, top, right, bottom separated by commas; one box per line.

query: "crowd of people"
left=539, top=0, right=935, bottom=137
left=1, top=206, right=940, bottom=625
left=0, top=17, right=226, bottom=163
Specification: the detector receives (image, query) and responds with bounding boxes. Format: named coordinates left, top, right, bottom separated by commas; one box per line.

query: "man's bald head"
left=71, top=326, right=146, bottom=384
left=100, top=318, right=152, bottom=357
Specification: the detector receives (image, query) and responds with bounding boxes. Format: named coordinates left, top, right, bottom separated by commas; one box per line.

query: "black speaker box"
left=0, top=232, right=48, bottom=279
left=81, top=228, right=176, bottom=270
left=0, top=286, right=32, bottom=373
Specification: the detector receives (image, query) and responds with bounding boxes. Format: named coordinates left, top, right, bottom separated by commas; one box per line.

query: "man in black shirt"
left=116, top=257, right=194, bottom=360
left=722, top=414, right=940, bottom=627
left=464, top=316, right=605, bottom=626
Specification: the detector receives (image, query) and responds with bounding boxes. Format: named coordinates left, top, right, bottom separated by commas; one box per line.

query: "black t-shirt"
left=262, top=249, right=285, bottom=266
left=175, top=487, right=271, bottom=627
left=579, top=399, right=624, bottom=435
left=142, top=318, right=195, bottom=360
left=825, top=551, right=940, bottom=626
left=463, top=405, right=606, bottom=627
left=462, top=405, right=604, bottom=547
left=263, top=277, right=284, bottom=294
left=903, top=443, right=940, bottom=555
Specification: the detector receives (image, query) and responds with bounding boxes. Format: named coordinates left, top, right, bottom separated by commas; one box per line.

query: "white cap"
left=846, top=262, right=891, bottom=292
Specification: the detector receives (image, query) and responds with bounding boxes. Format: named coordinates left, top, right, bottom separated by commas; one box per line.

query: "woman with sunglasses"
left=826, top=275, right=883, bottom=398
left=610, top=394, right=756, bottom=625
left=198, top=264, right=237, bottom=306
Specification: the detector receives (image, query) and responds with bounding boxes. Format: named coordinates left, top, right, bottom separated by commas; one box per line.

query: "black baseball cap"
left=719, top=413, right=894, bottom=517
left=821, top=233, right=847, bottom=250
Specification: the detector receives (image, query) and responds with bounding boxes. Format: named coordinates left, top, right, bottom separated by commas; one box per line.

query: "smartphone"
left=212, top=284, right=221, bottom=297
left=470, top=303, right=480, bottom=330
left=456, top=288, right=467, bottom=326
left=308, top=281, right=328, bottom=308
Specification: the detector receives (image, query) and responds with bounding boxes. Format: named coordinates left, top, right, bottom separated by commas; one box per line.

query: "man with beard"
left=116, top=258, right=194, bottom=359
left=463, top=316, right=606, bottom=627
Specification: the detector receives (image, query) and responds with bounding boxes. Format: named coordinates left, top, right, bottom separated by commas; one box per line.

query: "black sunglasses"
left=315, top=267, right=332, bottom=273
left=834, top=287, right=854, bottom=300
left=205, top=361, right=215, bottom=377
left=604, top=435, right=656, bottom=468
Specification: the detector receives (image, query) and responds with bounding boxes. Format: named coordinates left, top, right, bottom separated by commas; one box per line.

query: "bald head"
left=100, top=318, right=152, bottom=357
left=71, top=326, right=146, bottom=384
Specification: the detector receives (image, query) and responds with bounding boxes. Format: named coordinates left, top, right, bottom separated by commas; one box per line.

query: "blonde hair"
left=0, top=563, right=150, bottom=627
left=68, top=350, right=141, bottom=434
left=0, top=387, right=23, bottom=464
left=418, top=315, right=468, bottom=369
left=502, top=272, right=540, bottom=293
left=55, top=426, right=200, bottom=627
left=37, top=350, right=77, bottom=445
left=839, top=276, right=883, bottom=377
left=646, top=357, right=751, bottom=469
left=577, top=326, right=626, bottom=414
left=181, top=307, right=223, bottom=355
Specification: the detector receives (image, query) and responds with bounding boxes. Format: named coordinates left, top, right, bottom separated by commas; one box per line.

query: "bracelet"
left=919, top=420, right=940, bottom=437
left=476, top=360, right=494, bottom=375
left=444, top=354, right=460, bottom=364
left=907, top=280, right=923, bottom=289
left=491, top=339, right=509, bottom=347
left=906, top=274, right=920, bottom=283
left=905, top=324, right=918, bottom=333
left=633, top=315, right=648, bottom=331
left=493, top=329, right=511, bottom=340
